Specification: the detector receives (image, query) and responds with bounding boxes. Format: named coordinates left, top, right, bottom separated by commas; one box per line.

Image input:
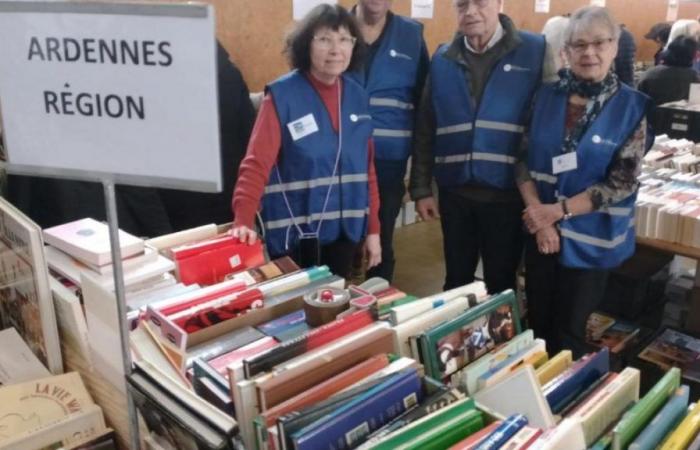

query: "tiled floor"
left=392, top=219, right=446, bottom=297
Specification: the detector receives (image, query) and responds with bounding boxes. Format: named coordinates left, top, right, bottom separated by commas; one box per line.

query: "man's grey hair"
left=563, top=6, right=620, bottom=44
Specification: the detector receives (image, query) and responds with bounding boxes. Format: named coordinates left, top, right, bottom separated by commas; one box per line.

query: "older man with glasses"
left=409, top=0, right=554, bottom=294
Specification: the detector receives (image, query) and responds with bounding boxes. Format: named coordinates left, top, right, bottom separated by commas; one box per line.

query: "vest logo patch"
left=389, top=49, right=412, bottom=60
left=592, top=134, right=618, bottom=147
left=287, top=113, right=319, bottom=141
left=350, top=113, right=372, bottom=122
left=503, top=64, right=531, bottom=73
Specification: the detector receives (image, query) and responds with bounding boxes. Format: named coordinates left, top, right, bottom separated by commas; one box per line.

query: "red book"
left=449, top=421, right=502, bottom=450
left=159, top=281, right=247, bottom=317
left=175, top=238, right=264, bottom=286
left=208, top=336, right=278, bottom=376
left=176, top=288, right=265, bottom=332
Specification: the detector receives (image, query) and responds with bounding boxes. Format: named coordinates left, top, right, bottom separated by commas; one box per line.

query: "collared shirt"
left=463, top=22, right=504, bottom=55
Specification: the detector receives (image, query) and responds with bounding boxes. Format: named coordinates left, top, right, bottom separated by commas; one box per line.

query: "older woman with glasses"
left=231, top=4, right=381, bottom=278
left=515, top=6, right=650, bottom=356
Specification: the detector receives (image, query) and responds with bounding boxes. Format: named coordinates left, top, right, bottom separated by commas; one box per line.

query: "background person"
left=638, top=36, right=700, bottom=107
left=349, top=0, right=429, bottom=283
left=230, top=4, right=381, bottom=279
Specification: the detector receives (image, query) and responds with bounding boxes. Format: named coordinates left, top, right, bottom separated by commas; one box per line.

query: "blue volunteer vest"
left=431, top=31, right=544, bottom=189
left=348, top=15, right=424, bottom=161
left=528, top=83, right=649, bottom=269
left=262, top=71, right=373, bottom=257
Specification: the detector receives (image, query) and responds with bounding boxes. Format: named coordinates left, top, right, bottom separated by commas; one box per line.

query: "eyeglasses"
left=312, top=35, right=357, bottom=50
left=455, top=0, right=491, bottom=12
left=567, top=38, right=615, bottom=54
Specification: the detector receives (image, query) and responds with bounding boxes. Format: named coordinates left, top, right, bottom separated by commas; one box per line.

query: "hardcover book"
left=43, top=217, right=144, bottom=267
left=0, top=197, right=62, bottom=373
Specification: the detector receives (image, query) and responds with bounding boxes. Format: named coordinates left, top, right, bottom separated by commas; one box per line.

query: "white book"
left=528, top=417, right=587, bottom=450
left=43, top=218, right=144, bottom=267
left=389, top=281, right=487, bottom=325
left=453, top=329, right=534, bottom=395
left=477, top=338, right=547, bottom=390
left=46, top=245, right=175, bottom=291
left=392, top=296, right=472, bottom=357
left=144, top=223, right=218, bottom=252
left=49, top=277, right=91, bottom=362
left=474, top=365, right=556, bottom=430
left=0, top=404, right=106, bottom=450
left=0, top=327, right=51, bottom=384
left=568, top=367, right=640, bottom=446
left=81, top=244, right=158, bottom=275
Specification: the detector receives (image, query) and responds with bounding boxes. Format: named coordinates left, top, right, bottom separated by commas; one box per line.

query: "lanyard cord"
left=275, top=81, right=343, bottom=238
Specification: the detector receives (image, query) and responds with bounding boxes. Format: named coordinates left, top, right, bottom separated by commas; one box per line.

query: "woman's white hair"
left=563, top=6, right=620, bottom=44
left=542, top=16, right=570, bottom=73
left=666, top=19, right=700, bottom=50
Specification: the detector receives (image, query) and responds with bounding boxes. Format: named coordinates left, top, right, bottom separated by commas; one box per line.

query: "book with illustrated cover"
left=589, top=320, right=640, bottom=354
left=0, top=197, right=62, bottom=373
left=638, top=328, right=700, bottom=382
left=419, top=290, right=521, bottom=381
left=586, top=312, right=616, bottom=341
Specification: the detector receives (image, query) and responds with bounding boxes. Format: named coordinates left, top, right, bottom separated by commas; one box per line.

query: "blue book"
left=545, top=348, right=609, bottom=414
left=473, top=414, right=528, bottom=450
left=629, top=385, right=690, bottom=450
left=256, top=310, right=309, bottom=341
left=291, top=369, right=423, bottom=450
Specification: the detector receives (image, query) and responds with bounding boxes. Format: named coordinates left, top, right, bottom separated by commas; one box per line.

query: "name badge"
left=287, top=113, right=319, bottom=141
left=552, top=152, right=577, bottom=175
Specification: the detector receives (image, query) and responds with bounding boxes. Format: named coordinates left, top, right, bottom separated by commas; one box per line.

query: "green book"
left=378, top=295, right=418, bottom=316
left=590, top=429, right=613, bottom=450
left=418, top=290, right=521, bottom=380
left=400, top=409, right=484, bottom=450
left=612, top=368, right=681, bottom=450
left=368, top=397, right=477, bottom=450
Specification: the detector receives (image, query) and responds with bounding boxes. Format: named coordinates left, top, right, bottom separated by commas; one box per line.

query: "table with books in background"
left=7, top=201, right=700, bottom=449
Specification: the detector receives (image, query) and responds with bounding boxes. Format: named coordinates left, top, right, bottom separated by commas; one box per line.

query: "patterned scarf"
left=554, top=68, right=619, bottom=154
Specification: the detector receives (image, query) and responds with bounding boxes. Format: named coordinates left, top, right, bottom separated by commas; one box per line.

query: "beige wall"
left=206, top=0, right=700, bottom=91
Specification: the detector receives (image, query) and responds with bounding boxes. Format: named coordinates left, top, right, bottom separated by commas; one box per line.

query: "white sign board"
left=590, top=0, right=606, bottom=6
left=293, top=0, right=336, bottom=21
left=0, top=1, right=222, bottom=192
left=411, top=0, right=434, bottom=19
left=689, top=83, right=700, bottom=104
left=535, top=0, right=550, bottom=13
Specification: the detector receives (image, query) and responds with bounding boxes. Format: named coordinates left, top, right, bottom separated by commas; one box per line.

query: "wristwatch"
left=560, top=199, right=573, bottom=221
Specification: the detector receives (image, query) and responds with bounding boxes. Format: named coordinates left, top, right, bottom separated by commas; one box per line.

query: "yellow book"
left=525, top=350, right=549, bottom=369
left=660, top=401, right=700, bottom=450
left=536, top=350, right=572, bottom=386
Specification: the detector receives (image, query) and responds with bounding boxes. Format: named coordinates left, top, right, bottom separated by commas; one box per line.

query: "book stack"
left=635, top=176, right=700, bottom=247
left=585, top=311, right=641, bottom=354
left=0, top=372, right=116, bottom=450
left=638, top=328, right=700, bottom=384
left=644, top=135, right=700, bottom=172
left=43, top=217, right=177, bottom=295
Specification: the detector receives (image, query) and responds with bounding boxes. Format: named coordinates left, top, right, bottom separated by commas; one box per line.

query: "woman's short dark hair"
left=285, top=4, right=366, bottom=73
left=664, top=36, right=699, bottom=67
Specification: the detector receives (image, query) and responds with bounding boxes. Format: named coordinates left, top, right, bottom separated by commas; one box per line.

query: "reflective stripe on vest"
left=373, top=129, right=413, bottom=138
left=265, top=209, right=369, bottom=230
left=435, top=152, right=516, bottom=165
left=369, top=97, right=414, bottom=110
left=560, top=219, right=635, bottom=249
left=265, top=173, right=368, bottom=194
left=474, top=120, right=525, bottom=134
left=436, top=123, right=473, bottom=135
left=529, top=171, right=557, bottom=185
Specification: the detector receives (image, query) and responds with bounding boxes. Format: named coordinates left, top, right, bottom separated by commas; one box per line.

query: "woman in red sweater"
left=231, top=4, right=381, bottom=279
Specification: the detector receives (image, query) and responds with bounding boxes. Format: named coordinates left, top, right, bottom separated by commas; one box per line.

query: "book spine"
left=629, top=385, right=689, bottom=450
left=546, top=349, right=609, bottom=414
left=659, top=398, right=700, bottom=450
left=292, top=371, right=422, bottom=450
left=613, top=367, right=681, bottom=450
left=472, top=414, right=528, bottom=450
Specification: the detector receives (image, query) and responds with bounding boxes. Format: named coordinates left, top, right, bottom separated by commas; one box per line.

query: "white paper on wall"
left=293, top=0, right=337, bottom=21
left=535, top=0, right=550, bottom=13
left=411, top=0, right=434, bottom=19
